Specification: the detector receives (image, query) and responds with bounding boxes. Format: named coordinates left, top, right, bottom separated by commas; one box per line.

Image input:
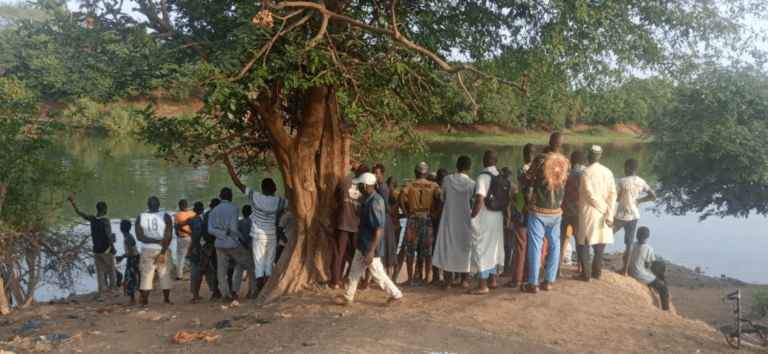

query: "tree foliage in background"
left=0, top=114, right=90, bottom=311
left=4, top=0, right=767, bottom=303
left=654, top=67, right=768, bottom=220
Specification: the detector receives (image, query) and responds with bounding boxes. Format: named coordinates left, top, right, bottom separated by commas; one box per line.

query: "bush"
left=64, top=98, right=150, bottom=136
left=750, top=289, right=768, bottom=319
left=578, top=126, right=606, bottom=136
left=161, top=78, right=198, bottom=103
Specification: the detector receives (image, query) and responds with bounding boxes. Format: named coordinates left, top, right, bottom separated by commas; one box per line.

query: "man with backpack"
left=467, top=150, right=510, bottom=295
left=520, top=132, right=571, bottom=294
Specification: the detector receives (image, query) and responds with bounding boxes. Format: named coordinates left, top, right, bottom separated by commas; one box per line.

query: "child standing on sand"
left=614, top=158, right=656, bottom=276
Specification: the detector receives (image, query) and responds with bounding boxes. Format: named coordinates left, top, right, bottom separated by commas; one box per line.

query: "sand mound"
left=0, top=265, right=762, bottom=353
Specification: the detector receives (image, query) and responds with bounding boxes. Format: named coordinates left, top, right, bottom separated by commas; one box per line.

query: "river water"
left=44, top=134, right=767, bottom=300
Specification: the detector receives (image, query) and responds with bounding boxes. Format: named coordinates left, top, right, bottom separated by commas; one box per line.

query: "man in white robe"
left=574, top=145, right=617, bottom=282
left=432, top=156, right=475, bottom=290
left=467, top=150, right=505, bottom=295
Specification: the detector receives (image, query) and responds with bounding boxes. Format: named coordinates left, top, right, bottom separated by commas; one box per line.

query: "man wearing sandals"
left=520, top=132, right=570, bottom=293
left=467, top=150, right=505, bottom=295
left=334, top=173, right=404, bottom=307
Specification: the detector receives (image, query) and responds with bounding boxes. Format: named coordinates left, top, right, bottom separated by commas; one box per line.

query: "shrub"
left=161, top=78, right=198, bottom=103
left=578, top=126, right=606, bottom=136
left=750, top=289, right=768, bottom=319
left=63, top=98, right=150, bottom=136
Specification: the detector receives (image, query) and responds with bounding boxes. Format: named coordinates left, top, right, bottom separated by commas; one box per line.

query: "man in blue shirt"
left=334, top=173, right=404, bottom=307
left=208, top=188, right=258, bottom=302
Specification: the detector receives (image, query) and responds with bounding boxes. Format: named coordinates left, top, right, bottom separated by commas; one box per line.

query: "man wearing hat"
left=574, top=145, right=617, bottom=282
left=334, top=173, right=404, bottom=306
left=397, top=162, right=441, bottom=286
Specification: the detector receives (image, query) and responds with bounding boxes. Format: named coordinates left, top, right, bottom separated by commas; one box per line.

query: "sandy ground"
left=0, top=261, right=765, bottom=354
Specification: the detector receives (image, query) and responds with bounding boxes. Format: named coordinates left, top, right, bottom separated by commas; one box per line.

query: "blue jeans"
left=527, top=213, right=562, bottom=285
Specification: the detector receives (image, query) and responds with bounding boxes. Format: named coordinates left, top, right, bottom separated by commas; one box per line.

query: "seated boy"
left=628, top=227, right=670, bottom=311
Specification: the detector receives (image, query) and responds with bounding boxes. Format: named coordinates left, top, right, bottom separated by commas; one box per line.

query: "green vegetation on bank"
left=424, top=130, right=648, bottom=146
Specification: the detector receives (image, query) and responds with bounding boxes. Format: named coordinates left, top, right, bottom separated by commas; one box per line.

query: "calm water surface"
left=45, top=135, right=767, bottom=300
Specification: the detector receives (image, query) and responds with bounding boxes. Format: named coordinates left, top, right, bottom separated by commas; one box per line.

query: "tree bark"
left=0, top=277, right=9, bottom=315
left=256, top=84, right=350, bottom=304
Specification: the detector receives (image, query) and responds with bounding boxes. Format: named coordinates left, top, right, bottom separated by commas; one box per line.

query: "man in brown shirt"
left=397, top=162, right=441, bottom=286
left=330, top=164, right=369, bottom=289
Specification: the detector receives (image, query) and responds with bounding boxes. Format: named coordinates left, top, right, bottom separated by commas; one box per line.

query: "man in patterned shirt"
left=520, top=132, right=570, bottom=293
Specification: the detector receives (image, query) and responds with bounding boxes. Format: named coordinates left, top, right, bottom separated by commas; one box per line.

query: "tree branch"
left=263, top=1, right=529, bottom=94
left=457, top=72, right=478, bottom=115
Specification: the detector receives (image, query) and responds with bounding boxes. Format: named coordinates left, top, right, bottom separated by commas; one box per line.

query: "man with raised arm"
left=67, top=196, right=116, bottom=299
left=135, top=196, right=174, bottom=307
left=520, top=133, right=570, bottom=294
left=222, top=156, right=288, bottom=293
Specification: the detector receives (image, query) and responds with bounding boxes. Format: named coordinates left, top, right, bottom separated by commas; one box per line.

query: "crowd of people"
left=69, top=132, right=670, bottom=311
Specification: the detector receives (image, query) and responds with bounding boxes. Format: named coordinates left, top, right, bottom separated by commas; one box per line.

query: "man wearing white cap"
left=574, top=145, right=617, bottom=282
left=334, top=173, right=404, bottom=306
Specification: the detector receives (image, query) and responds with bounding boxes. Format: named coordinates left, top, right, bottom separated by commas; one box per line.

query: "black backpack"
left=480, top=171, right=512, bottom=212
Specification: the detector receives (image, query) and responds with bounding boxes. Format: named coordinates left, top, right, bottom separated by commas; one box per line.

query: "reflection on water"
left=47, top=135, right=766, bottom=299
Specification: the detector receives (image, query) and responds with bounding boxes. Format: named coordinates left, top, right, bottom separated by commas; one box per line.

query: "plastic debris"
left=214, top=320, right=232, bottom=329
left=21, top=322, right=40, bottom=334
left=191, top=318, right=202, bottom=327
left=253, top=319, right=272, bottom=325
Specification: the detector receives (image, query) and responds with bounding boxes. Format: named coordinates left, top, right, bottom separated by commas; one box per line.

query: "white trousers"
left=252, top=238, right=276, bottom=278
left=176, top=237, right=191, bottom=279
left=343, top=250, right=403, bottom=302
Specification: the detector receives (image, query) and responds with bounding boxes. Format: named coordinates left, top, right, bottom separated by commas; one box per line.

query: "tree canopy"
left=654, top=67, right=768, bottom=220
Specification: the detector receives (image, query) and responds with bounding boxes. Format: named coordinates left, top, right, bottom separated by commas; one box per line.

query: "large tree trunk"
left=256, top=85, right=350, bottom=304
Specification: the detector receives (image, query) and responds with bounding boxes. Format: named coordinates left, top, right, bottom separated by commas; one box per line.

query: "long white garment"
left=577, top=162, right=617, bottom=245
left=470, top=167, right=505, bottom=272
left=433, top=173, right=476, bottom=273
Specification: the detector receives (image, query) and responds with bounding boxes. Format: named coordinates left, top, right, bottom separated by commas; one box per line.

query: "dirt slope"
left=0, top=265, right=761, bottom=354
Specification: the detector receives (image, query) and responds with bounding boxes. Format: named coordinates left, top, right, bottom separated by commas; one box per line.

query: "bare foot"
left=399, top=280, right=413, bottom=287
left=141, top=303, right=149, bottom=309
left=385, top=296, right=404, bottom=307
left=164, top=300, right=174, bottom=305
left=459, top=281, right=469, bottom=289
left=441, top=283, right=452, bottom=291
left=191, top=297, right=202, bottom=304
left=210, top=292, right=222, bottom=301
